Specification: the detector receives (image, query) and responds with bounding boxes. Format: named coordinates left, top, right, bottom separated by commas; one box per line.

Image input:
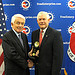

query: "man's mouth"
left=40, top=24, right=45, bottom=25
left=17, top=27, right=22, bottom=29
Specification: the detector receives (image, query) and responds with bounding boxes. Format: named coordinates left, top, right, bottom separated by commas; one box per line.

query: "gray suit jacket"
left=31, top=26, right=63, bottom=75
left=2, top=29, right=30, bottom=75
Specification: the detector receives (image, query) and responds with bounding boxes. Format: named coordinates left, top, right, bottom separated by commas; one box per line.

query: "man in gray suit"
left=29, top=11, right=63, bottom=75
left=2, top=14, right=33, bottom=75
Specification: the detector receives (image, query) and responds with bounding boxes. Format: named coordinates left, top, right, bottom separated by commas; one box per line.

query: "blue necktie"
left=18, top=34, right=24, bottom=47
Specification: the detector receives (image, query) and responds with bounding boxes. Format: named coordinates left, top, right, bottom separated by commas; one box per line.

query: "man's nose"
left=19, top=23, right=23, bottom=26
left=40, top=20, right=44, bottom=22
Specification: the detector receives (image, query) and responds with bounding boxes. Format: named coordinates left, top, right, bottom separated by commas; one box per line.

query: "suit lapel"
left=37, top=29, right=40, bottom=42
left=21, top=33, right=27, bottom=54
left=34, top=29, right=40, bottom=43
left=41, top=26, right=52, bottom=47
left=10, top=30, right=24, bottom=50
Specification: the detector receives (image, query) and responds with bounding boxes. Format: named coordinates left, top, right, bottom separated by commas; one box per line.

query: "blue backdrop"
left=2, top=0, right=75, bottom=75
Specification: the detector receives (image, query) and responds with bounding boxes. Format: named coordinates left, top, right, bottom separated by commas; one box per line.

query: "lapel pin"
left=46, top=35, right=48, bottom=37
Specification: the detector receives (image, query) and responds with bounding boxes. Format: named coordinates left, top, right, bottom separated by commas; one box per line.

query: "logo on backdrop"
left=67, top=22, right=75, bottom=62
left=68, top=26, right=72, bottom=34
left=48, top=13, right=54, bottom=23
left=22, top=26, right=30, bottom=35
left=68, top=0, right=75, bottom=10
left=21, top=0, right=30, bottom=10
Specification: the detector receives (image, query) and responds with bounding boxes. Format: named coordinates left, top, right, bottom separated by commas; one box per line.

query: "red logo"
left=21, top=0, right=30, bottom=9
left=22, top=26, right=30, bottom=35
left=68, top=26, right=72, bottom=34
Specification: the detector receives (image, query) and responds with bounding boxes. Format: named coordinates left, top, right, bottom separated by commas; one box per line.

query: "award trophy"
left=32, top=41, right=39, bottom=57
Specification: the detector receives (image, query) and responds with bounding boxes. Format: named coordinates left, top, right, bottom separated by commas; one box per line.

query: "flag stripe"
left=0, top=52, right=4, bottom=67
left=0, top=61, right=5, bottom=75
left=0, top=44, right=3, bottom=56
left=2, top=71, right=5, bottom=75
left=0, top=0, right=6, bottom=75
left=0, top=39, right=2, bottom=45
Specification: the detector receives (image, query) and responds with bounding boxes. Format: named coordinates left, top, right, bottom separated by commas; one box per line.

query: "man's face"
left=11, top=17, right=25, bottom=33
left=37, top=14, right=50, bottom=30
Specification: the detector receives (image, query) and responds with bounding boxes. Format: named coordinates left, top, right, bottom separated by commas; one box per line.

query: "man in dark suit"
left=2, top=14, right=33, bottom=75
left=29, top=11, right=63, bottom=75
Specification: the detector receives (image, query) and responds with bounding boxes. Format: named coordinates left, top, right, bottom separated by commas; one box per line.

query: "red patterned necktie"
left=39, top=30, right=43, bottom=47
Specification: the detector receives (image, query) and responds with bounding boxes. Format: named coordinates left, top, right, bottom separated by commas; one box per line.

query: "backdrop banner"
left=1, top=0, right=75, bottom=75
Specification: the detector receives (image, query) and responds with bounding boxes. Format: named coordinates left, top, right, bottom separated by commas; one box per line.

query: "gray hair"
left=37, top=11, right=50, bottom=20
left=11, top=14, right=25, bottom=23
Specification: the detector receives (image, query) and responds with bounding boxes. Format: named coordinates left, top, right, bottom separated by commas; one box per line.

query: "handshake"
left=27, top=41, right=39, bottom=68
left=27, top=46, right=39, bottom=68
left=27, top=59, right=34, bottom=68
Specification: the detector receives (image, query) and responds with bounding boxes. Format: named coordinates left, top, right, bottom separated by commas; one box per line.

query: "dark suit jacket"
left=2, top=29, right=30, bottom=75
left=31, top=26, right=63, bottom=75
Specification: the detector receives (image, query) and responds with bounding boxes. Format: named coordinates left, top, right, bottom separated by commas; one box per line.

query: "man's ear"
left=48, top=19, right=50, bottom=21
left=11, top=23, right=13, bottom=27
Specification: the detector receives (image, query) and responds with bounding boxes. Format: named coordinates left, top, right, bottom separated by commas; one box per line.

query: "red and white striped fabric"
left=0, top=0, right=7, bottom=75
left=0, top=39, right=5, bottom=75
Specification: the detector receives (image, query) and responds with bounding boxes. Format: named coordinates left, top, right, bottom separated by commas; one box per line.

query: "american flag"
left=0, top=0, right=6, bottom=75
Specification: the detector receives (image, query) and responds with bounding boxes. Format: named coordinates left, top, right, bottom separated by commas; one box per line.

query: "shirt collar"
left=40, top=26, right=48, bottom=33
left=12, top=29, right=21, bottom=38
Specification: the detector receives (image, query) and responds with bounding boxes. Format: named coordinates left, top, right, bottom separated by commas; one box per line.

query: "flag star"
left=0, top=29, right=2, bottom=31
left=0, top=3, right=2, bottom=5
left=3, top=23, right=5, bottom=25
left=1, top=34, right=3, bottom=36
left=0, top=8, right=2, bottom=10
left=0, top=24, right=1, bottom=26
left=1, top=13, right=3, bottom=15
left=7, top=30, right=9, bottom=32
left=2, top=18, right=4, bottom=20
left=4, top=28, right=6, bottom=30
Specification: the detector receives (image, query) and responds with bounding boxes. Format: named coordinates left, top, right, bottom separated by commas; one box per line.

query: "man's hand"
left=29, top=46, right=39, bottom=57
left=28, top=46, right=34, bottom=56
left=27, top=60, right=34, bottom=68
left=36, top=50, right=39, bottom=57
